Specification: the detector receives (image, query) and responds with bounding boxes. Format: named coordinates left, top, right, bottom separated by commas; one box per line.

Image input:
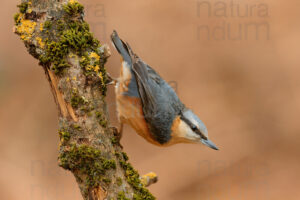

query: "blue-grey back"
left=133, top=62, right=185, bottom=144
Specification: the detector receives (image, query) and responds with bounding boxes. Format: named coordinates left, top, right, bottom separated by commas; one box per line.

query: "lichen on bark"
left=14, top=0, right=155, bottom=199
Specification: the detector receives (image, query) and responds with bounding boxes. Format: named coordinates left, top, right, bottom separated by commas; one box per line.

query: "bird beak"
left=201, top=139, right=219, bottom=150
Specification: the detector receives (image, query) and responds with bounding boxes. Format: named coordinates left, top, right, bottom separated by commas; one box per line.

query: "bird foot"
left=106, top=73, right=117, bottom=86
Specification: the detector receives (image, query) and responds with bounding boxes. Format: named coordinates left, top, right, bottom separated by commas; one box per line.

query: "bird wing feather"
left=132, top=60, right=157, bottom=113
left=116, top=36, right=185, bottom=144
left=131, top=56, right=185, bottom=144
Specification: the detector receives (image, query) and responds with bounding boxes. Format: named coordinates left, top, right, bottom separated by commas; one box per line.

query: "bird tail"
left=111, top=30, right=132, bottom=65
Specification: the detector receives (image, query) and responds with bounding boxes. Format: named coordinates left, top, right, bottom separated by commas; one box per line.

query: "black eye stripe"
left=180, top=114, right=207, bottom=140
left=191, top=125, right=197, bottom=131
left=180, top=115, right=196, bottom=129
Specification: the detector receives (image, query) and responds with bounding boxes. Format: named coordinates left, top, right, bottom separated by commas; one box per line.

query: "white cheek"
left=122, top=61, right=132, bottom=81
left=178, top=121, right=200, bottom=140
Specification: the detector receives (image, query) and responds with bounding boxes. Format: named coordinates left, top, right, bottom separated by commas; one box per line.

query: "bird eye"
left=191, top=125, right=197, bottom=132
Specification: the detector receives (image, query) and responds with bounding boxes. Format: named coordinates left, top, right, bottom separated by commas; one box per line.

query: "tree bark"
left=13, top=0, right=155, bottom=199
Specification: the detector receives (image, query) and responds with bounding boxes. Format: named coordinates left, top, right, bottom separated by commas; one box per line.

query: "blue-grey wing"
left=132, top=58, right=185, bottom=144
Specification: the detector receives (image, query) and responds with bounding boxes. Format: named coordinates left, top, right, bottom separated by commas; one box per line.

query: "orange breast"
left=116, top=92, right=163, bottom=146
left=116, top=62, right=168, bottom=146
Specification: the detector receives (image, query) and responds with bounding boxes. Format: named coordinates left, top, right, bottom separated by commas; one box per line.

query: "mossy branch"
left=13, top=0, right=155, bottom=199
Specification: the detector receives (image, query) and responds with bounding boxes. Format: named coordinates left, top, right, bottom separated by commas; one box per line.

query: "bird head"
left=171, top=109, right=219, bottom=150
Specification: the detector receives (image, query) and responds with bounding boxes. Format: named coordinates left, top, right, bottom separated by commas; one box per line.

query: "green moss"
left=60, top=22, right=99, bottom=53
left=95, top=111, right=102, bottom=118
left=39, top=19, right=106, bottom=86
left=95, top=111, right=108, bottom=127
left=117, top=191, right=130, bottom=200
left=17, top=2, right=29, bottom=13
left=102, top=159, right=116, bottom=170
left=111, top=137, right=118, bottom=145
left=56, top=20, right=65, bottom=32
left=115, top=152, right=121, bottom=159
left=63, top=1, right=84, bottom=16
left=79, top=53, right=90, bottom=67
left=79, top=52, right=108, bottom=95
left=119, top=161, right=155, bottom=200
left=114, top=152, right=128, bottom=161
left=39, top=2, right=107, bottom=91
left=70, top=90, right=86, bottom=109
left=39, top=40, right=70, bottom=74
left=43, top=20, right=52, bottom=29
left=116, top=177, right=123, bottom=186
left=59, top=130, right=70, bottom=143
left=80, top=105, right=94, bottom=114
left=102, top=177, right=111, bottom=184
left=52, top=61, right=70, bottom=74
left=58, top=144, right=116, bottom=189
left=14, top=13, right=21, bottom=24
left=72, top=124, right=82, bottom=130
left=15, top=0, right=108, bottom=94
left=121, top=152, right=129, bottom=162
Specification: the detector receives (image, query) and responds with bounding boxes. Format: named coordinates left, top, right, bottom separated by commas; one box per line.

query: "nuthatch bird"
left=110, top=30, right=218, bottom=150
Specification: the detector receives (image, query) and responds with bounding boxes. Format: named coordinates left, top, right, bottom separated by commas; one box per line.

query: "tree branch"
left=13, top=0, right=155, bottom=199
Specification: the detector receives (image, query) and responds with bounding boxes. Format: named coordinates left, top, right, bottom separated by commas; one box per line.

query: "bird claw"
left=106, top=73, right=117, bottom=86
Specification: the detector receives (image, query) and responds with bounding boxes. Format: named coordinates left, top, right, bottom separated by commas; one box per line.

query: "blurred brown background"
left=1, top=0, right=300, bottom=199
